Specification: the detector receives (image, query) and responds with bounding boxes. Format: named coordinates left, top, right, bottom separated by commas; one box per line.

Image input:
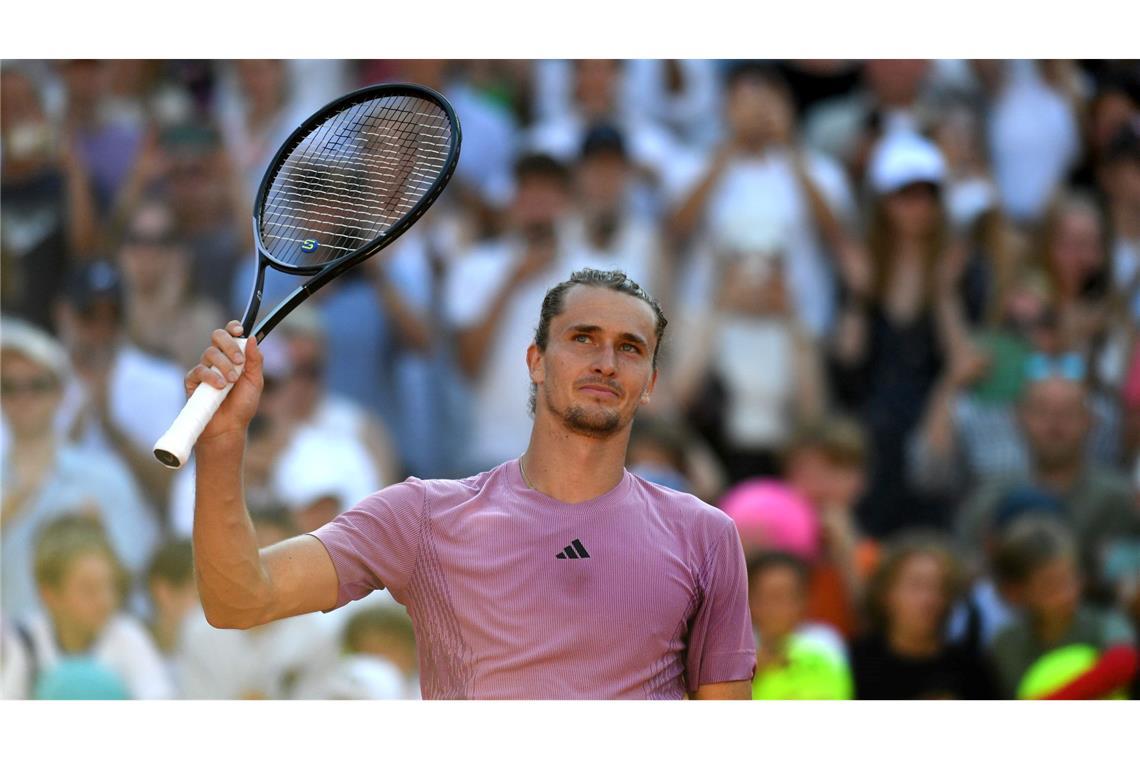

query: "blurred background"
left=1, top=58, right=1138, bottom=700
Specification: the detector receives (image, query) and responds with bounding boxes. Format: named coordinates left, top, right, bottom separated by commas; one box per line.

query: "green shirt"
left=752, top=634, right=854, bottom=700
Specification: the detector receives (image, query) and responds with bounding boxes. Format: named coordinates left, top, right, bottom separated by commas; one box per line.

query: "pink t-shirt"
left=310, top=459, right=756, bottom=699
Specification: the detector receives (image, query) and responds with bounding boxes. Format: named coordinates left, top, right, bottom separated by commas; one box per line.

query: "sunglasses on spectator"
left=1, top=376, right=59, bottom=395
left=1025, top=352, right=1086, bottom=383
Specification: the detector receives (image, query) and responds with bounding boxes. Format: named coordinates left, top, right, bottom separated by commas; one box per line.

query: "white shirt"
left=58, top=342, right=187, bottom=462
left=177, top=608, right=340, bottom=699
left=987, top=61, right=1080, bottom=223
left=667, top=147, right=855, bottom=337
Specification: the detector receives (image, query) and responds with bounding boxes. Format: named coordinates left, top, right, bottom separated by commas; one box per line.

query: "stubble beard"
left=543, top=384, right=626, bottom=440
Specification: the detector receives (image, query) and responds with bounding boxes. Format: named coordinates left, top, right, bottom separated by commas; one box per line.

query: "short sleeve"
left=685, top=522, right=757, bottom=691
left=308, top=479, right=426, bottom=608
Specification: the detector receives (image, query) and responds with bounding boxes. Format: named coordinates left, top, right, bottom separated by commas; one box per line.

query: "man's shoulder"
left=628, top=473, right=734, bottom=535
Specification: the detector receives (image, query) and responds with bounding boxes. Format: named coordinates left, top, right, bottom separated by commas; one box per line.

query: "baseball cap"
left=0, top=317, right=70, bottom=382
left=64, top=260, right=123, bottom=313
left=580, top=123, right=627, bottom=161
left=868, top=130, right=947, bottom=195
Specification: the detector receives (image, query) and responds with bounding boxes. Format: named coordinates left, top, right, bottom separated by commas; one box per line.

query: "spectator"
left=956, top=373, right=1137, bottom=597
left=143, top=540, right=198, bottom=686
left=1, top=65, right=98, bottom=331
left=566, top=123, right=668, bottom=298
left=850, top=532, right=995, bottom=699
left=116, top=199, right=224, bottom=369
left=830, top=130, right=963, bottom=535
left=524, top=59, right=684, bottom=198
left=670, top=63, right=855, bottom=338
left=747, top=551, right=853, bottom=700
left=1097, top=121, right=1140, bottom=363
left=445, top=153, right=613, bottom=470
left=7, top=514, right=173, bottom=699
left=782, top=417, right=878, bottom=640
left=625, top=414, right=726, bottom=505
left=54, top=260, right=186, bottom=514
left=1, top=319, right=158, bottom=621
left=989, top=517, right=1138, bottom=699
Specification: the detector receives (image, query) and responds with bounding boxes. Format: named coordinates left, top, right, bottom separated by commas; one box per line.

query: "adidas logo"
left=555, top=539, right=591, bottom=559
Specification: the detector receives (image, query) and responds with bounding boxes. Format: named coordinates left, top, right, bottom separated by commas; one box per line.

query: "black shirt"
left=851, top=634, right=997, bottom=700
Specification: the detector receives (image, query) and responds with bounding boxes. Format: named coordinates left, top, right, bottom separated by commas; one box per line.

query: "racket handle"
left=152, top=338, right=247, bottom=469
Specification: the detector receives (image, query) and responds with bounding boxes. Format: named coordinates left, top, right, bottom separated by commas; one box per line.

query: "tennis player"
left=190, top=268, right=756, bottom=699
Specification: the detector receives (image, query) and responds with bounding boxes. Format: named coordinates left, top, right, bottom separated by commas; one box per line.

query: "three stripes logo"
left=555, top=539, right=591, bottom=560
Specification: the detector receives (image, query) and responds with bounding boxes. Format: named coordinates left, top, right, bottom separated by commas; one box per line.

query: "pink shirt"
left=311, top=459, right=755, bottom=699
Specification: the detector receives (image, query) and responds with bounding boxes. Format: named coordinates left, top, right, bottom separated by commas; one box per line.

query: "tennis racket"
left=152, top=83, right=461, bottom=468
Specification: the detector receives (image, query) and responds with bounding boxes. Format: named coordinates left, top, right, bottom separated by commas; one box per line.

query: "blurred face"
left=236, top=59, right=286, bottom=111
left=0, top=352, right=61, bottom=438
left=119, top=205, right=184, bottom=294
left=864, top=60, right=929, bottom=107
left=574, top=60, right=620, bottom=118
left=1022, top=555, right=1081, bottom=626
left=1091, top=93, right=1136, bottom=153
left=885, top=553, right=950, bottom=641
left=281, top=334, right=325, bottom=416
left=62, top=60, right=104, bottom=112
left=726, top=79, right=792, bottom=148
left=749, top=565, right=806, bottom=641
left=41, top=551, right=119, bottom=638
left=1104, top=158, right=1140, bottom=210
left=529, top=286, right=658, bottom=439
left=149, top=578, right=199, bottom=625
left=883, top=182, right=941, bottom=239
left=1019, top=378, right=1091, bottom=470
left=785, top=449, right=865, bottom=511
left=512, top=175, right=570, bottom=233
left=935, top=107, right=983, bottom=172
left=59, top=299, right=121, bottom=376
left=577, top=152, right=629, bottom=213
left=1050, top=208, right=1105, bottom=295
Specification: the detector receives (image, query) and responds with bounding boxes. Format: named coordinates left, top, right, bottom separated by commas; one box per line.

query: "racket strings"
left=260, top=94, right=453, bottom=268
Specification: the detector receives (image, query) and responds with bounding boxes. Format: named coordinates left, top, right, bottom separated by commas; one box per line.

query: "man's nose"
left=591, top=343, right=618, bottom=375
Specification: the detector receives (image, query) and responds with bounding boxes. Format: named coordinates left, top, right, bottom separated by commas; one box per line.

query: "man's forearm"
left=193, top=431, right=274, bottom=629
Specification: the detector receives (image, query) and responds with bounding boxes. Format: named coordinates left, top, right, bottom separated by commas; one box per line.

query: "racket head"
left=253, top=83, right=461, bottom=276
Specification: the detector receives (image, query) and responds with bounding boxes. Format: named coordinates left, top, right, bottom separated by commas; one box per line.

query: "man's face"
left=41, top=551, right=119, bottom=638
left=573, top=60, right=620, bottom=118
left=1022, top=555, right=1081, bottom=625
left=512, top=175, right=570, bottom=234
left=528, top=285, right=658, bottom=439
left=1019, top=378, right=1091, bottom=471
left=577, top=153, right=629, bottom=213
left=749, top=565, right=806, bottom=641
left=0, top=352, right=62, bottom=438
left=119, top=205, right=183, bottom=295
left=786, top=449, right=865, bottom=511
left=726, top=79, right=790, bottom=148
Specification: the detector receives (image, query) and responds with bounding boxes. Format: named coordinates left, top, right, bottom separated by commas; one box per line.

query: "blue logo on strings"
left=301, top=239, right=319, bottom=253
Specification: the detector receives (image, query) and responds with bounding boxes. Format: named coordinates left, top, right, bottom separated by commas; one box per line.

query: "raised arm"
left=189, top=321, right=339, bottom=629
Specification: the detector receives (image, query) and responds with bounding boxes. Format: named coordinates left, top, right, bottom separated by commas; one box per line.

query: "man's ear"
left=640, top=368, right=658, bottom=405
left=526, top=343, right=544, bottom=385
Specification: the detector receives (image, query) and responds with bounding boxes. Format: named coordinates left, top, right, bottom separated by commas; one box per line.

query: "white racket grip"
left=153, top=338, right=247, bottom=469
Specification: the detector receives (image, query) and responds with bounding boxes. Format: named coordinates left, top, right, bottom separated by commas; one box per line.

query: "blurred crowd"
left=2, top=59, right=1139, bottom=700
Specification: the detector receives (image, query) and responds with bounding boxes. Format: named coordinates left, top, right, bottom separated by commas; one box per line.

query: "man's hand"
left=186, top=321, right=265, bottom=442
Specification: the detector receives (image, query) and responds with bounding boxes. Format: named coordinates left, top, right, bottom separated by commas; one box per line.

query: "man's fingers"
left=187, top=364, right=227, bottom=392
left=211, top=327, right=245, bottom=365
left=204, top=346, right=240, bottom=383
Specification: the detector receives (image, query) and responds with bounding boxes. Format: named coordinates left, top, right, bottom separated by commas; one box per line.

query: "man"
left=956, top=373, right=1137, bottom=594
left=189, top=269, right=755, bottom=699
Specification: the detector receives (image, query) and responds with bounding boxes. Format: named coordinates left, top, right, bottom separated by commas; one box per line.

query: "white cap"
left=868, top=131, right=947, bottom=195
left=0, top=318, right=70, bottom=381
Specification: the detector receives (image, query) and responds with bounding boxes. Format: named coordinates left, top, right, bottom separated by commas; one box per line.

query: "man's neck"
left=520, top=417, right=630, bottom=504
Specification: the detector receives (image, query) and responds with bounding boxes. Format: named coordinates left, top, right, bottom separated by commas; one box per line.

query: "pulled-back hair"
left=529, top=269, right=667, bottom=415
